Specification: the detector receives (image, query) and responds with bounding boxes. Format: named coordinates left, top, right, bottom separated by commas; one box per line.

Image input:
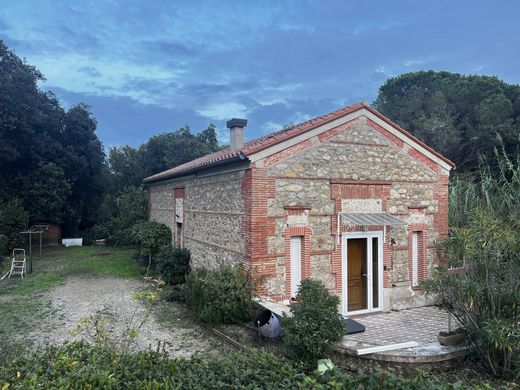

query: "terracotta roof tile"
left=144, top=102, right=454, bottom=183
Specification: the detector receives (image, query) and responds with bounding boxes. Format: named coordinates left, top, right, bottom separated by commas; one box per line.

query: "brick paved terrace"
left=347, top=306, right=452, bottom=345
left=336, top=306, right=469, bottom=364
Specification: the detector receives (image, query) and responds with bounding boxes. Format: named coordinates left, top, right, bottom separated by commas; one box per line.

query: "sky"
left=1, top=0, right=520, bottom=148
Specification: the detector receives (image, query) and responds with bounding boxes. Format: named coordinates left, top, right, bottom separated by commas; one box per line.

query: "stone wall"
left=148, top=170, right=245, bottom=269
left=254, top=115, right=449, bottom=310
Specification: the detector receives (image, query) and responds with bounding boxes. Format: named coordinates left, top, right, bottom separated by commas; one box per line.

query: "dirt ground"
left=25, top=276, right=230, bottom=357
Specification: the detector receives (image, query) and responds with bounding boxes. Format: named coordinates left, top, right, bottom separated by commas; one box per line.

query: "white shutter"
left=290, top=237, right=302, bottom=298
left=412, top=232, right=418, bottom=287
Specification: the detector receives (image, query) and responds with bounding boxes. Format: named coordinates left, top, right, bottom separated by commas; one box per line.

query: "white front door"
left=341, top=231, right=383, bottom=316
left=290, top=236, right=302, bottom=298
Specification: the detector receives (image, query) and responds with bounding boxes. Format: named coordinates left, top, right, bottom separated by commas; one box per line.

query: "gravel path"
left=27, top=277, right=228, bottom=358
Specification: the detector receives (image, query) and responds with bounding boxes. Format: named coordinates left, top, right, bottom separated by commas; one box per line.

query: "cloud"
left=1, top=0, right=519, bottom=149
left=197, top=102, right=249, bottom=121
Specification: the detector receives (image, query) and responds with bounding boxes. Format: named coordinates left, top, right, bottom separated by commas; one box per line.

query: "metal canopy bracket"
left=337, top=213, right=407, bottom=244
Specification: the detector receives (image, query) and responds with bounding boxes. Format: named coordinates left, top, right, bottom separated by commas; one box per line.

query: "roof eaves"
left=143, top=154, right=244, bottom=184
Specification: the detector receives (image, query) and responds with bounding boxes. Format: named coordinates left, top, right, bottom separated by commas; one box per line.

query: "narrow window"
left=372, top=237, right=379, bottom=309
left=176, top=223, right=183, bottom=247
left=412, top=231, right=419, bottom=286
left=290, top=236, right=302, bottom=298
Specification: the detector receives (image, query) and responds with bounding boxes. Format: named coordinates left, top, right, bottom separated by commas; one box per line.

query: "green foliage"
left=373, top=71, right=520, bottom=173
left=95, top=185, right=148, bottom=245
left=130, top=221, right=171, bottom=275
left=0, top=39, right=104, bottom=234
left=0, top=198, right=29, bottom=251
left=0, top=341, right=469, bottom=389
left=0, top=234, right=8, bottom=256
left=424, top=146, right=520, bottom=378
left=155, top=245, right=190, bottom=285
left=107, top=145, right=146, bottom=188
left=140, top=125, right=220, bottom=177
left=0, top=39, right=223, bottom=238
left=281, top=279, right=344, bottom=365
left=130, top=221, right=171, bottom=255
left=186, top=265, right=252, bottom=325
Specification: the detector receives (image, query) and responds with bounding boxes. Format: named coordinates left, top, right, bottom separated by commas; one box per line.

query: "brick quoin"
left=246, top=166, right=277, bottom=297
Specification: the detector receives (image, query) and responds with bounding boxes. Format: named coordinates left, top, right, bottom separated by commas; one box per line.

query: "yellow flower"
left=16, top=372, right=20, bottom=379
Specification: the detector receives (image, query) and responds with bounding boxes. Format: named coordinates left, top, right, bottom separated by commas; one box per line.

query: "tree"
left=130, top=221, right=171, bottom=275
left=373, top=71, right=520, bottom=173
left=23, top=162, right=71, bottom=223
left=60, top=104, right=105, bottom=232
left=107, top=145, right=145, bottom=189
left=0, top=199, right=29, bottom=251
left=0, top=40, right=105, bottom=234
left=424, top=145, right=520, bottom=378
left=140, top=124, right=220, bottom=177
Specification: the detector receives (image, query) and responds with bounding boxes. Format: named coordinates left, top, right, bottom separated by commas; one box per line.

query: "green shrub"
left=281, top=279, right=345, bottom=365
left=130, top=221, right=171, bottom=274
left=106, top=226, right=134, bottom=246
left=155, top=245, right=190, bottom=285
left=0, top=341, right=468, bottom=389
left=0, top=199, right=28, bottom=251
left=0, top=234, right=8, bottom=256
left=186, top=264, right=252, bottom=325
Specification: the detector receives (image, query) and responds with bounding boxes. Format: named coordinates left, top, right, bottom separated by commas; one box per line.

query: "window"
left=176, top=222, right=183, bottom=247
left=410, top=230, right=426, bottom=287
left=290, top=236, right=302, bottom=298
left=412, top=231, right=419, bottom=287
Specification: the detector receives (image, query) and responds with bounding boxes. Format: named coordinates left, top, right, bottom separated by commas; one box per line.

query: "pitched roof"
left=144, top=102, right=454, bottom=183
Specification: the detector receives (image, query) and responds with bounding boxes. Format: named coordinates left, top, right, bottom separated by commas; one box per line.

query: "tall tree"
left=0, top=40, right=104, bottom=234
left=60, top=103, right=105, bottom=232
left=373, top=71, right=520, bottom=172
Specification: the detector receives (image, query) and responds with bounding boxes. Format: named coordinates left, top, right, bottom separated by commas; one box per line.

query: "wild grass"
left=0, top=297, right=58, bottom=337
left=0, top=246, right=140, bottom=337
left=0, top=246, right=140, bottom=297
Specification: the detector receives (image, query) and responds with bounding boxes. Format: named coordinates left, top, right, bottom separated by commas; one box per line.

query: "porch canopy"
left=338, top=212, right=407, bottom=243
left=339, top=212, right=407, bottom=227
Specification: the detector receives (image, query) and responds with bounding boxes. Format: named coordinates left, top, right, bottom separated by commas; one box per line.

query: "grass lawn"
left=0, top=246, right=140, bottom=338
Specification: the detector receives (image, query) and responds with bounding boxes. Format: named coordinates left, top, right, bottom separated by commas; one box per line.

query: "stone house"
left=144, top=102, right=454, bottom=315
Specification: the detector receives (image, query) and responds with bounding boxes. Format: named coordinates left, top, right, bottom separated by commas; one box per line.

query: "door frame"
left=341, top=231, right=384, bottom=316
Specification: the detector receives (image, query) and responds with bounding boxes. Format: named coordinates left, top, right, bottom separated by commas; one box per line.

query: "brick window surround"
left=408, top=224, right=428, bottom=289
left=173, top=188, right=185, bottom=247
left=283, top=225, right=311, bottom=299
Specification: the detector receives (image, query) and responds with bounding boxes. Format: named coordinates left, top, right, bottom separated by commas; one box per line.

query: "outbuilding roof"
left=144, top=102, right=454, bottom=183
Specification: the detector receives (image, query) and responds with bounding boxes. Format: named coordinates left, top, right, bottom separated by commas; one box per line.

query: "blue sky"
left=1, top=1, right=520, bottom=148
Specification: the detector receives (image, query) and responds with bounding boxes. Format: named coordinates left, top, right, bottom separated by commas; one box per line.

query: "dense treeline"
left=374, top=71, right=520, bottom=173
left=3, top=38, right=520, bottom=251
left=0, top=40, right=220, bottom=249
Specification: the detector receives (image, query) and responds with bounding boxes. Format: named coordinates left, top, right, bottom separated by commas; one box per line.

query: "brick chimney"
left=226, top=118, right=247, bottom=151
